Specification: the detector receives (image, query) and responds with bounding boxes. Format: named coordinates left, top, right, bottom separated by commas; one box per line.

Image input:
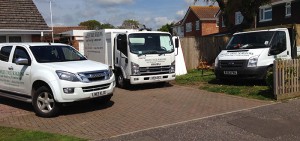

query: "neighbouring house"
left=60, top=30, right=93, bottom=55
left=215, top=0, right=300, bottom=32
left=0, top=0, right=50, bottom=43
left=172, top=19, right=184, bottom=37
left=180, top=6, right=220, bottom=37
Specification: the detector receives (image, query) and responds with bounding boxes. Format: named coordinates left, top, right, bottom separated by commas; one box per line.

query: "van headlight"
left=248, top=56, right=259, bottom=67
left=170, top=61, right=175, bottom=73
left=56, top=70, right=80, bottom=82
left=214, top=57, right=219, bottom=67
left=131, top=62, right=140, bottom=75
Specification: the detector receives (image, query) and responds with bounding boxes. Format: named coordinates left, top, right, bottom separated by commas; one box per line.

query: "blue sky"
left=33, top=0, right=214, bottom=30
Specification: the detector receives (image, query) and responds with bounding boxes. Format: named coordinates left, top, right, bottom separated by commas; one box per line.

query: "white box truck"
left=214, top=25, right=300, bottom=81
left=84, top=29, right=179, bottom=88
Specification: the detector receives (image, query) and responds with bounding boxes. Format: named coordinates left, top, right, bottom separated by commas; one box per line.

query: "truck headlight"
left=170, top=61, right=175, bottom=73
left=131, top=62, right=140, bottom=75
left=248, top=56, right=259, bottom=67
left=56, top=70, right=80, bottom=82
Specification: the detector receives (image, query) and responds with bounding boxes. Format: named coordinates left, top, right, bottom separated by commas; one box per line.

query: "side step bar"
left=0, top=91, right=32, bottom=103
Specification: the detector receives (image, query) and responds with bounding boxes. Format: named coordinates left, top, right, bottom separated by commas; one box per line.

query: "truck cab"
left=114, top=31, right=178, bottom=87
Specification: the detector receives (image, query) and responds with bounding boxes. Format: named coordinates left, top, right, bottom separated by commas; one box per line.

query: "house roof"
left=190, top=6, right=220, bottom=20
left=53, top=26, right=88, bottom=34
left=0, top=0, right=49, bottom=30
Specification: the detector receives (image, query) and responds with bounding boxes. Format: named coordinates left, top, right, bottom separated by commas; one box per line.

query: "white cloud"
left=185, top=0, right=194, bottom=5
left=95, top=0, right=134, bottom=6
left=176, top=10, right=185, bottom=17
left=154, top=17, right=173, bottom=28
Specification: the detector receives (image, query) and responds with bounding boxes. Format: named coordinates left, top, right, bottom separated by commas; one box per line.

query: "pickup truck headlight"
left=248, top=56, right=259, bottom=67
left=56, top=70, right=80, bottom=82
left=214, top=57, right=219, bottom=67
left=131, top=62, right=140, bottom=76
left=170, top=61, right=175, bottom=73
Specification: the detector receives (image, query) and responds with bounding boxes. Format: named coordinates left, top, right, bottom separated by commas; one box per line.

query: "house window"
left=9, top=36, right=22, bottom=42
left=216, top=17, right=219, bottom=27
left=259, top=6, right=272, bottom=22
left=222, top=16, right=226, bottom=27
left=286, top=2, right=291, bottom=17
left=0, top=36, right=6, bottom=43
left=196, top=21, right=200, bottom=30
left=235, top=11, right=244, bottom=25
left=186, top=22, right=192, bottom=32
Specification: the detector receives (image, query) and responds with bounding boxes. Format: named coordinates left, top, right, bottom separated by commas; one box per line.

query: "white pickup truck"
left=0, top=43, right=115, bottom=117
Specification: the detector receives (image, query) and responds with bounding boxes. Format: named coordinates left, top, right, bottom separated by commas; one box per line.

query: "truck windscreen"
left=226, top=31, right=276, bottom=50
left=128, top=33, right=174, bottom=55
left=30, top=45, right=87, bottom=63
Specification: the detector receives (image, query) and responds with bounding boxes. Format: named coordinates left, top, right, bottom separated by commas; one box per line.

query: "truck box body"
left=84, top=29, right=177, bottom=87
left=214, top=25, right=300, bottom=80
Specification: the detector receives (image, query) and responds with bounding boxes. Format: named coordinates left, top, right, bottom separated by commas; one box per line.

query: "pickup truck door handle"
left=8, top=67, right=13, bottom=70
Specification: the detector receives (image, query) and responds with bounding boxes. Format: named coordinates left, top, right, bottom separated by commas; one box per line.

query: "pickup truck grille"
left=79, top=70, right=109, bottom=82
left=139, top=65, right=171, bottom=75
left=219, top=60, right=246, bottom=68
left=82, top=83, right=111, bottom=92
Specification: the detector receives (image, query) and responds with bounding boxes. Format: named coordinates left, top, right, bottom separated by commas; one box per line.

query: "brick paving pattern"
left=0, top=85, right=272, bottom=140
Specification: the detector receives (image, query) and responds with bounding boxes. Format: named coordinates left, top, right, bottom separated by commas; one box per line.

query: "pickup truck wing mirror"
left=15, top=58, right=29, bottom=65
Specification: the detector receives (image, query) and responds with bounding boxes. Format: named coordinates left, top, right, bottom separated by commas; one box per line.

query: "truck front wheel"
left=32, top=86, right=60, bottom=117
left=116, top=73, right=128, bottom=88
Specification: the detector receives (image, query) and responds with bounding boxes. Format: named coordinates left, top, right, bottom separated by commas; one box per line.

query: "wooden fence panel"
left=180, top=35, right=231, bottom=70
left=274, top=59, right=300, bottom=100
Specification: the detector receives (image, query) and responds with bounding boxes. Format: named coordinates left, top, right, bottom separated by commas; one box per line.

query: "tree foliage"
left=120, top=19, right=140, bottom=29
left=101, top=23, right=115, bottom=29
left=79, top=20, right=102, bottom=30
left=158, top=23, right=174, bottom=34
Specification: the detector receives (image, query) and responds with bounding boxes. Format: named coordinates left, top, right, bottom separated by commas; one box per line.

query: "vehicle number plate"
left=151, top=76, right=162, bottom=80
left=92, top=91, right=106, bottom=97
left=224, top=71, right=237, bottom=75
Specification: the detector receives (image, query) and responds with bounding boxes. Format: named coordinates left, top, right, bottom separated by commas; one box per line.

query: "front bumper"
left=51, top=75, right=116, bottom=102
left=214, top=66, right=269, bottom=80
left=129, top=73, right=176, bottom=84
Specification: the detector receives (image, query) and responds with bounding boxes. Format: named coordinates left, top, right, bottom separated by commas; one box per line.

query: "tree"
left=194, top=0, right=271, bottom=29
left=100, top=23, right=115, bottom=29
left=120, top=19, right=140, bottom=29
left=79, top=20, right=101, bottom=30
left=158, top=23, right=174, bottom=34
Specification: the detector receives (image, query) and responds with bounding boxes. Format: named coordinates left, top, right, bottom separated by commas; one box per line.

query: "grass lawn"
left=174, top=69, right=274, bottom=100
left=0, top=126, right=86, bottom=141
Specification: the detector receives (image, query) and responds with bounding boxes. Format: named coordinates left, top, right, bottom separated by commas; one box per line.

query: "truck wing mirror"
left=175, top=38, right=179, bottom=48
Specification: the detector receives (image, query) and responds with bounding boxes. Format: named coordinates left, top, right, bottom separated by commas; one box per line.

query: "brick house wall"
left=257, top=1, right=300, bottom=27
left=182, top=6, right=219, bottom=37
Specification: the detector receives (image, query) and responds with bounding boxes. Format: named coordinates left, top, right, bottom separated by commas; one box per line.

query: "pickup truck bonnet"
left=44, top=60, right=108, bottom=73
left=218, top=48, right=266, bottom=60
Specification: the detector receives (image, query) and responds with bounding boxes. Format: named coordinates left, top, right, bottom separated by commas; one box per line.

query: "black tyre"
left=32, top=86, right=60, bottom=118
left=116, top=72, right=128, bottom=88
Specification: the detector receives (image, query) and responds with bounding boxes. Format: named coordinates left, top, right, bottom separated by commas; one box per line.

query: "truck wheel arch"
left=31, top=80, right=52, bottom=97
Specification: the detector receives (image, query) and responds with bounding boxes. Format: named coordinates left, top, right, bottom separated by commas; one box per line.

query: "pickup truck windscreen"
left=226, top=31, right=276, bottom=50
left=30, top=45, right=87, bottom=63
left=128, top=33, right=175, bottom=55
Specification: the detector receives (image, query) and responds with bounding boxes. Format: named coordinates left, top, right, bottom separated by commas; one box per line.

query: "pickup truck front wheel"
left=32, top=86, right=60, bottom=117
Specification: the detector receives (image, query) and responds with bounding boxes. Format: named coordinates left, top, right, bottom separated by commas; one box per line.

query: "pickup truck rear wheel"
left=32, top=86, right=60, bottom=117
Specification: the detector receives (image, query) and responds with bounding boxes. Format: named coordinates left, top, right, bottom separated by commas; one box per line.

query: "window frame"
left=259, top=6, right=272, bottom=22
left=196, top=20, right=200, bottom=30
left=185, top=22, right=192, bottom=33
left=285, top=2, right=291, bottom=17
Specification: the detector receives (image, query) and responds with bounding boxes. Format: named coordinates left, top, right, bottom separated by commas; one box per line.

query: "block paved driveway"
left=0, top=84, right=272, bottom=140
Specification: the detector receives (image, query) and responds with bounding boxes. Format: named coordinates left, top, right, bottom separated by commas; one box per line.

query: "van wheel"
left=32, top=86, right=60, bottom=118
